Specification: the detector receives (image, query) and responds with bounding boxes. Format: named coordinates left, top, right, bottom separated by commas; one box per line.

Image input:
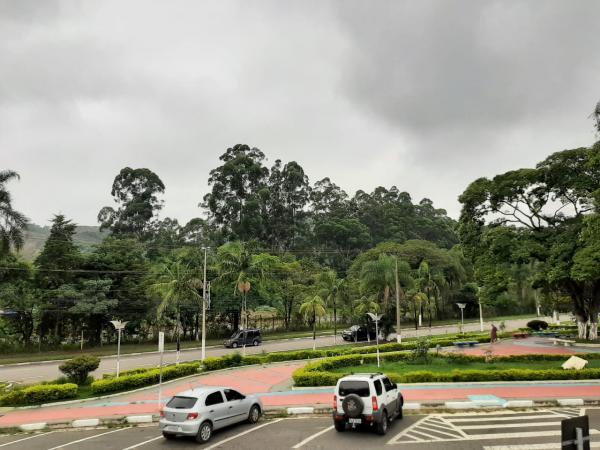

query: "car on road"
left=159, top=386, right=263, bottom=443
left=341, top=325, right=376, bottom=342
left=224, top=328, right=262, bottom=348
left=333, top=373, right=403, bottom=435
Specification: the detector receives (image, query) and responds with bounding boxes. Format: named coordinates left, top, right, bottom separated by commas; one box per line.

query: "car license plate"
left=349, top=418, right=362, bottom=424
left=164, top=425, right=179, bottom=432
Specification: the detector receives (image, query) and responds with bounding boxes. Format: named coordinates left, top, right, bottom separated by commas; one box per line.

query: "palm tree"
left=0, top=170, right=28, bottom=255
left=354, top=295, right=380, bottom=343
left=360, top=255, right=395, bottom=310
left=150, top=260, right=202, bottom=358
left=318, top=270, right=345, bottom=343
left=215, top=241, right=276, bottom=330
left=299, top=295, right=327, bottom=350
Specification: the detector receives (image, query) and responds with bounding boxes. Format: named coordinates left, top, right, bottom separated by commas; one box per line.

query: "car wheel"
left=232, top=342, right=238, bottom=348
left=397, top=406, right=403, bottom=420
left=376, top=411, right=388, bottom=435
left=334, top=420, right=346, bottom=432
left=253, top=339, right=259, bottom=346
left=162, top=432, right=176, bottom=440
left=248, top=404, right=261, bottom=423
left=196, top=421, right=213, bottom=443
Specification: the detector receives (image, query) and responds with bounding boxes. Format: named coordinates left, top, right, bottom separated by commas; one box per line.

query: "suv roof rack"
left=349, top=372, right=383, bottom=378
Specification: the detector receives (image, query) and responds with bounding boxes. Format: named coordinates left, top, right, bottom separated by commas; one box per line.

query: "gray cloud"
left=2, top=0, right=599, bottom=226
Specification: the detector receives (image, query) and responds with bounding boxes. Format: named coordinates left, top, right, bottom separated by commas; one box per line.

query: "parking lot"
left=1, top=408, right=599, bottom=450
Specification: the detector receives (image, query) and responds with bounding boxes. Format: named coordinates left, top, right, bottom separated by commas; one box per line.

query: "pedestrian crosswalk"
left=388, top=408, right=593, bottom=445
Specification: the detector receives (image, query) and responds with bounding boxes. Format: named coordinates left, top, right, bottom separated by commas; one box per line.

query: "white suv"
left=333, top=373, right=403, bottom=435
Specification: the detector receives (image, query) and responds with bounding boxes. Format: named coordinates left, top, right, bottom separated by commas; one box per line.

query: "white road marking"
left=48, top=427, right=129, bottom=450
left=460, top=421, right=561, bottom=430
left=0, top=432, right=56, bottom=448
left=484, top=443, right=600, bottom=450
left=206, top=418, right=284, bottom=450
left=448, top=414, right=560, bottom=423
left=291, top=425, right=335, bottom=449
left=387, top=415, right=430, bottom=444
left=121, top=435, right=163, bottom=450
left=416, top=424, right=463, bottom=439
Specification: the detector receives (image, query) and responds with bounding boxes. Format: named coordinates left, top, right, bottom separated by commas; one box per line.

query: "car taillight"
left=333, top=394, right=337, bottom=409
left=159, top=409, right=165, bottom=417
left=371, top=396, right=378, bottom=412
left=187, top=412, right=199, bottom=420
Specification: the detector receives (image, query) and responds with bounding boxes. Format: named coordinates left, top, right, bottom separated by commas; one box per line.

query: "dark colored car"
left=223, top=329, right=262, bottom=348
left=341, top=325, right=376, bottom=342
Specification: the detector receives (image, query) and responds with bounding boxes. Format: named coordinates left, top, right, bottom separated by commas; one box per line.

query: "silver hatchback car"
left=159, top=386, right=263, bottom=443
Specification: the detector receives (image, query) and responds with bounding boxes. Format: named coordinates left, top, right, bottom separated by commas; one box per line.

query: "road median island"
left=291, top=352, right=600, bottom=386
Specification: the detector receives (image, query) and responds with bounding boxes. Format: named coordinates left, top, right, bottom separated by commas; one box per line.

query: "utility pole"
left=395, top=258, right=402, bottom=343
left=201, top=246, right=209, bottom=361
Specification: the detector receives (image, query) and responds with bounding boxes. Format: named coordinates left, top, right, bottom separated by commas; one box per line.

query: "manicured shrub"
left=91, top=362, right=199, bottom=394
left=59, top=355, right=101, bottom=385
left=0, top=383, right=78, bottom=406
left=527, top=320, right=549, bottom=331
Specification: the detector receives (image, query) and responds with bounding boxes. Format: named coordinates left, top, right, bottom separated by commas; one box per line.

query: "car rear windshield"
left=166, top=396, right=197, bottom=409
left=338, top=380, right=370, bottom=397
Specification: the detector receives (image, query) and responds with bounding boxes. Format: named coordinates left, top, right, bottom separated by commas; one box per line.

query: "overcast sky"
left=2, top=0, right=599, bottom=227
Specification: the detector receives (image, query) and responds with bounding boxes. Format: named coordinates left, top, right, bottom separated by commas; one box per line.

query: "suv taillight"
left=159, top=409, right=165, bottom=417
left=333, top=394, right=337, bottom=409
left=372, top=396, right=378, bottom=412
left=187, top=412, right=199, bottom=420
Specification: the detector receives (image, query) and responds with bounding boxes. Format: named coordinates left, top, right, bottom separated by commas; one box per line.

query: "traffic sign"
left=562, top=415, right=590, bottom=450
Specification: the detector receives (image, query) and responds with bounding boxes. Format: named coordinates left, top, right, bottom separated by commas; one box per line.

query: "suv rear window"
left=166, top=396, right=197, bottom=409
left=338, top=380, right=370, bottom=397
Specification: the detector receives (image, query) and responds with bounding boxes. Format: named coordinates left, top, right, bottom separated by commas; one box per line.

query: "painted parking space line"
left=121, top=435, right=162, bottom=450
left=204, top=418, right=284, bottom=450
left=484, top=443, right=600, bottom=450
left=48, top=427, right=129, bottom=450
left=291, top=425, right=334, bottom=449
left=0, top=432, right=56, bottom=448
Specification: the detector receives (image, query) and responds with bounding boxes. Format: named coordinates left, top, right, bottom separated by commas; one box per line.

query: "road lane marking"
left=387, top=415, right=430, bottom=444
left=0, top=432, right=56, bottom=448
left=48, top=427, right=129, bottom=450
left=291, top=425, right=334, bottom=449
left=205, top=419, right=284, bottom=450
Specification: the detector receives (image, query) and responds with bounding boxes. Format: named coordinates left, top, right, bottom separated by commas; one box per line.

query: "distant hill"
left=20, top=223, right=108, bottom=260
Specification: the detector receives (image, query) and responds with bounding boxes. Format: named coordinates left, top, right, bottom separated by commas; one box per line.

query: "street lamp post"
left=109, top=320, right=128, bottom=377
left=238, top=281, right=251, bottom=356
left=201, top=247, right=209, bottom=362
left=478, top=300, right=484, bottom=332
left=456, top=303, right=466, bottom=332
left=367, top=312, right=383, bottom=368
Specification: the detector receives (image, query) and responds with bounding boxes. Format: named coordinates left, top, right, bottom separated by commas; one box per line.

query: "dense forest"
left=2, top=106, right=600, bottom=349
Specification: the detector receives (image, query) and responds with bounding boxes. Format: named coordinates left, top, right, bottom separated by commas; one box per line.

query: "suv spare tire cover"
left=342, top=394, right=364, bottom=418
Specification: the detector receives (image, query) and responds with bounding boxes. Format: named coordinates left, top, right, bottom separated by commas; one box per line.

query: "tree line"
left=1, top=104, right=599, bottom=349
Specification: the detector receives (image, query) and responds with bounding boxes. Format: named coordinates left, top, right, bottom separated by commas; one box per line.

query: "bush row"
left=91, top=362, right=199, bottom=394
left=0, top=383, right=78, bottom=406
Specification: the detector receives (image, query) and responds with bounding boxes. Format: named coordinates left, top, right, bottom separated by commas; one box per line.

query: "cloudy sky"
left=2, top=0, right=599, bottom=226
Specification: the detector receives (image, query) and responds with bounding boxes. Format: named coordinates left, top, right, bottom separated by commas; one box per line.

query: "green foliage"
left=0, top=383, right=78, bottom=406
left=59, top=355, right=101, bottom=385
left=0, top=170, right=28, bottom=256
left=98, top=167, right=165, bottom=240
left=409, top=337, right=431, bottom=363
left=527, top=320, right=549, bottom=331
left=91, top=362, right=199, bottom=394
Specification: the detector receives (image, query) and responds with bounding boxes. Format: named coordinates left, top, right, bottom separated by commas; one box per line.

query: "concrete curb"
left=6, top=398, right=595, bottom=432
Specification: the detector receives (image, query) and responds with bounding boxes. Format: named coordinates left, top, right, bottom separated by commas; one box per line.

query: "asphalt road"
left=0, top=407, right=597, bottom=450
left=0, top=316, right=545, bottom=383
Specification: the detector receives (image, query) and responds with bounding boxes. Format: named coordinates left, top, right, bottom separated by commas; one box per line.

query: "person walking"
left=490, top=323, right=498, bottom=343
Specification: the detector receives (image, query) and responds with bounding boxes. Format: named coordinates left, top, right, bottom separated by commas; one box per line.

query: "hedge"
left=292, top=352, right=600, bottom=386
left=0, top=383, right=78, bottom=406
left=91, top=362, right=200, bottom=394
left=199, top=333, right=494, bottom=373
